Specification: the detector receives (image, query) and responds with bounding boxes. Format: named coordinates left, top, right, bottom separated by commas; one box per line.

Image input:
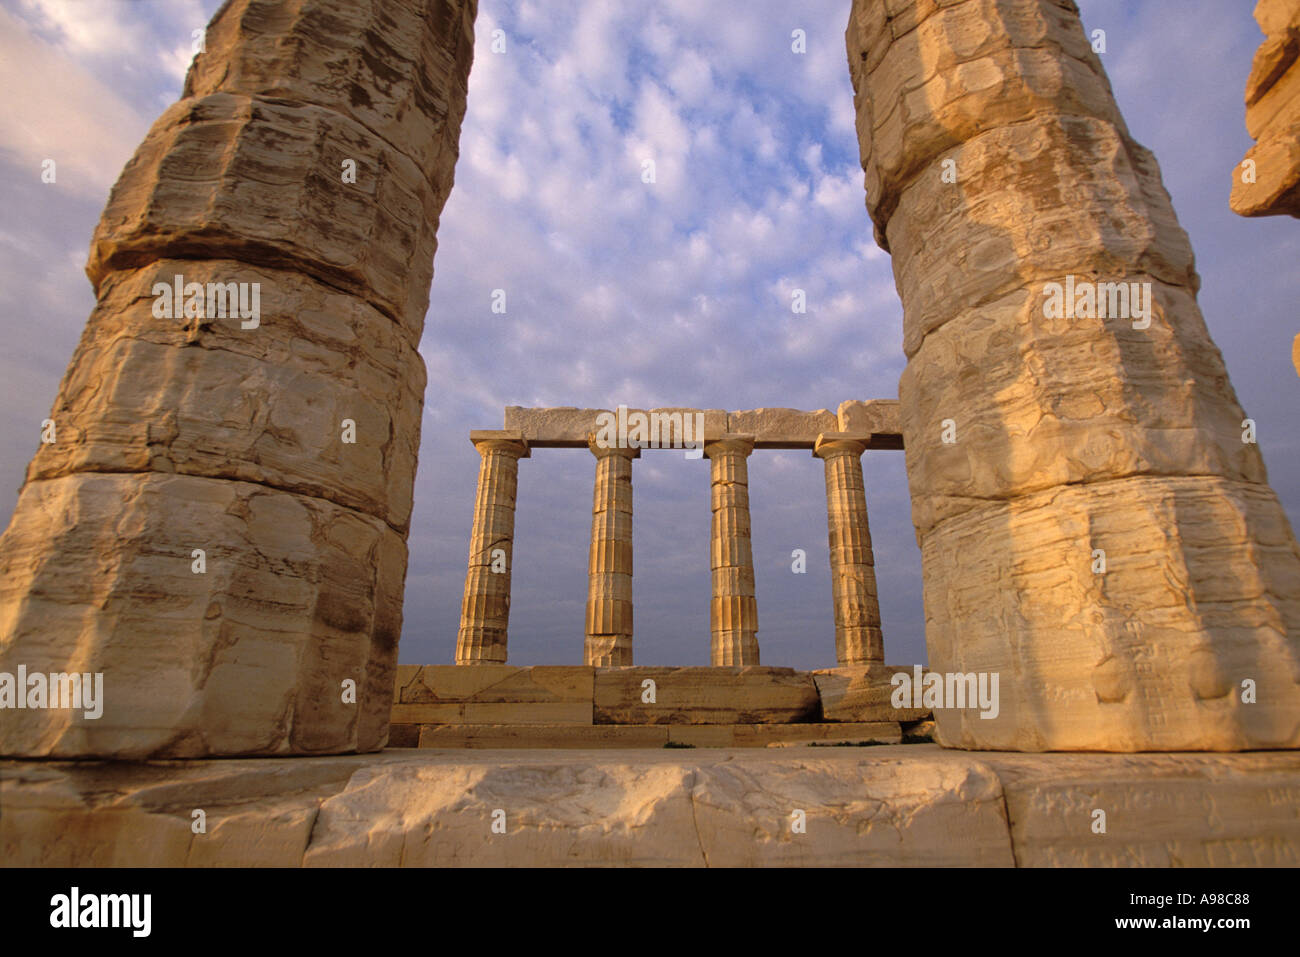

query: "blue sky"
left=1, top=0, right=1296, bottom=671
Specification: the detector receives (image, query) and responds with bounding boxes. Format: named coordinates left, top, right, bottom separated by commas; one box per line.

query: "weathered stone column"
left=706, top=434, right=759, bottom=666
left=1231, top=0, right=1300, bottom=218
left=814, top=433, right=884, bottom=668
left=584, top=436, right=638, bottom=666
left=0, top=0, right=477, bottom=758
left=847, top=0, right=1300, bottom=750
left=456, top=431, right=529, bottom=665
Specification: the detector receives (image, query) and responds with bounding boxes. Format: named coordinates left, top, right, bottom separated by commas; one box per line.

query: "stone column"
left=706, top=434, right=759, bottom=666
left=0, top=0, right=478, bottom=758
left=814, top=433, right=884, bottom=668
left=1231, top=0, right=1300, bottom=218
left=456, top=431, right=530, bottom=665
left=847, top=0, right=1300, bottom=750
left=584, top=436, right=638, bottom=666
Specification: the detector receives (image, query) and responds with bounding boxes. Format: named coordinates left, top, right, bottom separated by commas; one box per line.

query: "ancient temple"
left=0, top=0, right=1294, bottom=770
left=454, top=403, right=902, bottom=669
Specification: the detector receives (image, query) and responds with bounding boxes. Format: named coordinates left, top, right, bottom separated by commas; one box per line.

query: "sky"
left=0, top=0, right=1295, bottom=672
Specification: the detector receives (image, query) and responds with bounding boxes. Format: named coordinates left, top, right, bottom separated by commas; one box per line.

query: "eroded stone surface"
left=814, top=436, right=885, bottom=667
left=813, top=666, right=932, bottom=723
left=836, top=399, right=903, bottom=448
left=847, top=0, right=1300, bottom=750
left=5, top=748, right=1298, bottom=866
left=405, top=722, right=901, bottom=748
left=88, top=92, right=445, bottom=336
left=501, top=406, right=895, bottom=448
left=455, top=433, right=529, bottom=664
left=1233, top=0, right=1300, bottom=217
left=594, top=667, right=818, bottom=724
left=0, top=0, right=478, bottom=757
left=726, top=409, right=837, bottom=447
left=394, top=665, right=593, bottom=726
left=585, top=439, right=637, bottom=666
left=26, top=260, right=426, bottom=532
left=0, top=472, right=406, bottom=758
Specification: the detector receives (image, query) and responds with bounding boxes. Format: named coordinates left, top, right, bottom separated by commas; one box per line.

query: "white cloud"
left=0, top=6, right=151, bottom=198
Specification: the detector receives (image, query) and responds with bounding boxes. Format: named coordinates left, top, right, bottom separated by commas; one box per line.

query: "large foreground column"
left=814, top=433, right=884, bottom=668
left=585, top=437, right=637, bottom=666
left=0, top=0, right=478, bottom=757
left=847, top=0, right=1300, bottom=750
left=706, top=435, right=760, bottom=665
left=456, top=431, right=529, bottom=665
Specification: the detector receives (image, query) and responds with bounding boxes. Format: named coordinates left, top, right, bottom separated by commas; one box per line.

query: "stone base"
left=391, top=664, right=919, bottom=740
left=408, top=721, right=901, bottom=749
left=3, top=747, right=1298, bottom=866
left=813, top=665, right=932, bottom=723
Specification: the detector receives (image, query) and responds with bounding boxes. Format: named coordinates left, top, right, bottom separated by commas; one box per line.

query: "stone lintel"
left=505, top=406, right=725, bottom=447
left=836, top=399, right=904, bottom=449
left=505, top=405, right=903, bottom=449
left=726, top=408, right=837, bottom=447
left=504, top=407, right=611, bottom=447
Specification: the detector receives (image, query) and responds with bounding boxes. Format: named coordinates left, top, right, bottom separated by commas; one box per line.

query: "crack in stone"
left=997, top=778, right=1022, bottom=867
left=300, top=804, right=324, bottom=866
left=686, top=767, right=710, bottom=867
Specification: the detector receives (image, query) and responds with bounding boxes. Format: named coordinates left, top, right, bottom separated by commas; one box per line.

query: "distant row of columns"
left=455, top=429, right=886, bottom=668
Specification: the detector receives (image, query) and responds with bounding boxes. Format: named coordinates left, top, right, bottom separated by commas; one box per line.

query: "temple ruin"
left=0, top=0, right=1297, bottom=774
left=454, top=402, right=901, bottom=669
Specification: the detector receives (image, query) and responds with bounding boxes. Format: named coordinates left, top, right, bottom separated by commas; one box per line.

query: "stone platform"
left=3, top=746, right=1298, bottom=866
left=396, top=721, right=904, bottom=749
left=389, top=664, right=929, bottom=747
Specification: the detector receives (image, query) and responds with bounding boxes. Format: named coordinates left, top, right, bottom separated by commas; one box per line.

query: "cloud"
left=0, top=6, right=151, bottom=198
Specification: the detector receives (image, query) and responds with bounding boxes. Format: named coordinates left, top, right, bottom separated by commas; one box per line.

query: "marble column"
left=814, top=433, right=885, bottom=668
left=706, top=434, right=759, bottom=665
left=456, top=431, right=529, bottom=665
left=847, top=0, right=1300, bottom=749
left=0, top=0, right=478, bottom=758
left=585, top=436, right=638, bottom=666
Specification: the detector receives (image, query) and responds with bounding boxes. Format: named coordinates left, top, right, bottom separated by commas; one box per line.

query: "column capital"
left=813, top=432, right=869, bottom=459
left=585, top=432, right=640, bottom=459
left=469, top=429, right=530, bottom=458
left=703, top=433, right=756, bottom=458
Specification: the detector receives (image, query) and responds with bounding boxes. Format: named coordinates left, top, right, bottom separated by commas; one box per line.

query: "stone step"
left=393, top=722, right=901, bottom=749
left=10, top=748, right=1299, bottom=866
left=393, top=665, right=594, bottom=726
left=593, top=666, right=820, bottom=724
left=392, top=663, right=930, bottom=726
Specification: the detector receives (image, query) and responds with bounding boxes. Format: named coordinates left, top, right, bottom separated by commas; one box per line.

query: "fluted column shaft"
left=706, top=435, right=759, bottom=665
left=456, top=431, right=529, bottom=664
left=585, top=437, right=638, bottom=666
left=814, top=434, right=884, bottom=667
